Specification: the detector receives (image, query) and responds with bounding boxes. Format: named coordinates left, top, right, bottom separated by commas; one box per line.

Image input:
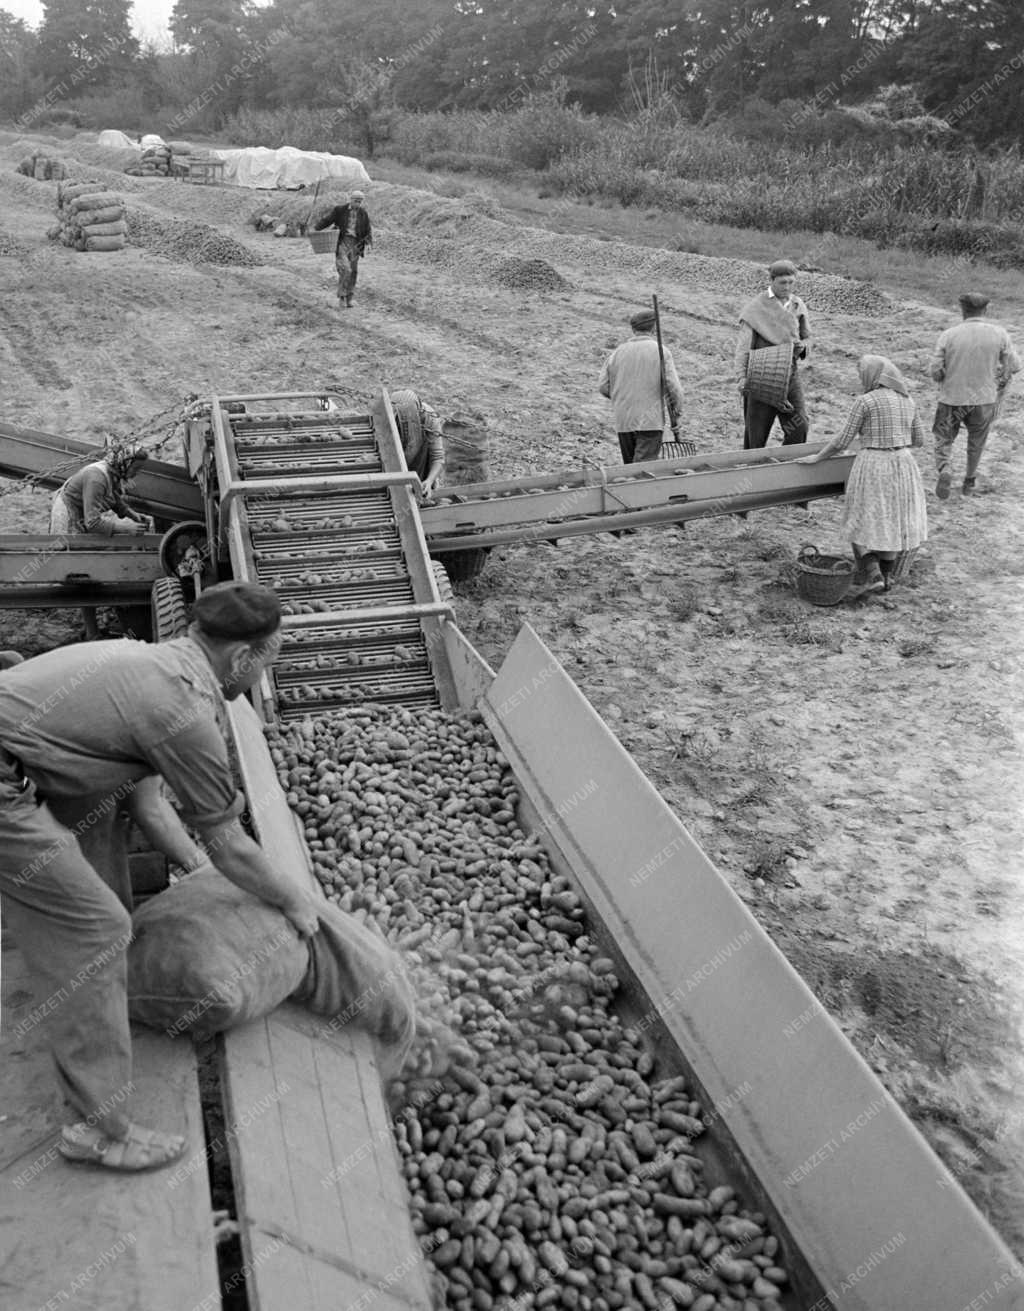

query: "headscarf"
left=858, top=354, right=909, bottom=397
left=105, top=442, right=147, bottom=483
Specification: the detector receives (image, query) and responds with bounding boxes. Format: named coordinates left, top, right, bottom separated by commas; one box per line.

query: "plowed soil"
left=2, top=129, right=1022, bottom=1259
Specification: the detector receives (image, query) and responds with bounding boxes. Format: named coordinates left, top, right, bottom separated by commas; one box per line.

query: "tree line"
left=0, top=0, right=1019, bottom=150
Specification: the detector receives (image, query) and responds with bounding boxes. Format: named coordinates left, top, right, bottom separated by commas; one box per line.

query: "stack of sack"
left=16, top=152, right=67, bottom=181
left=124, top=140, right=192, bottom=178
left=51, top=180, right=127, bottom=252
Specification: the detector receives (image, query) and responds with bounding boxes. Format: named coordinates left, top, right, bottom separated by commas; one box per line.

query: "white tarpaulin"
left=211, top=146, right=370, bottom=190
left=97, top=130, right=139, bottom=150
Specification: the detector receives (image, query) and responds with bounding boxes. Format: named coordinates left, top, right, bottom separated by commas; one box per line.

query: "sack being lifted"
left=127, top=866, right=417, bottom=1076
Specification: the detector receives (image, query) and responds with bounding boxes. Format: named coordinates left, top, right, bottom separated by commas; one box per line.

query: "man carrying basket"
left=735, top=259, right=811, bottom=449
left=313, top=189, right=372, bottom=309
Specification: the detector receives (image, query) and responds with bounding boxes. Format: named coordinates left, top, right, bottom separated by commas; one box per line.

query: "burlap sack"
left=70, top=191, right=122, bottom=213
left=81, top=218, right=127, bottom=237
left=75, top=204, right=124, bottom=227
left=59, top=181, right=105, bottom=205
left=443, top=411, right=490, bottom=485
left=128, top=867, right=416, bottom=1075
left=84, top=235, right=126, bottom=252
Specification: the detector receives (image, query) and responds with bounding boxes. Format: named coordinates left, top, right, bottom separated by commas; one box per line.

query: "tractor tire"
left=431, top=560, right=455, bottom=614
left=433, top=548, right=489, bottom=584
left=151, top=577, right=189, bottom=643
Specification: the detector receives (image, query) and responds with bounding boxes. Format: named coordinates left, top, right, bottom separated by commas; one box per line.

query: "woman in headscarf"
left=49, top=443, right=152, bottom=638
left=798, top=355, right=928, bottom=592
left=50, top=443, right=151, bottom=537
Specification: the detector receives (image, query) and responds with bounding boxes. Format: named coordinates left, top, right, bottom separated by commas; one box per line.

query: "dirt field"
left=2, top=130, right=1022, bottom=1258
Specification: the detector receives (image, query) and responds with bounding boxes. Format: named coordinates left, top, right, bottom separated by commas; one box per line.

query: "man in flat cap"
left=599, top=308, right=685, bottom=467
left=735, top=259, right=812, bottom=449
left=0, top=580, right=323, bottom=1174
left=930, top=292, right=1020, bottom=497
left=313, top=188, right=372, bottom=309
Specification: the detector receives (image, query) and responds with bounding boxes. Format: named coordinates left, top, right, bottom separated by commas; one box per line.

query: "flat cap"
left=630, top=309, right=657, bottom=330
left=959, top=292, right=990, bottom=312
left=350, top=189, right=366, bottom=200
left=768, top=259, right=798, bottom=278
left=193, top=580, right=282, bottom=642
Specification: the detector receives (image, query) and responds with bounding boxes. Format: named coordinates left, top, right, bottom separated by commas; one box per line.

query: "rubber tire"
left=151, top=577, right=189, bottom=643
left=158, top=520, right=210, bottom=582
left=433, top=548, right=489, bottom=584
left=431, top=560, right=455, bottom=614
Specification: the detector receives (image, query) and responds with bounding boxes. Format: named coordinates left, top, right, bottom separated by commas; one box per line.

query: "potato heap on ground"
left=51, top=179, right=126, bottom=251
left=16, top=152, right=66, bottom=181
left=266, top=704, right=790, bottom=1311
left=124, top=209, right=262, bottom=266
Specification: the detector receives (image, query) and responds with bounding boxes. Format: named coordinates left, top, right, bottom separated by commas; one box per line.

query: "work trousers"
left=618, top=430, right=663, bottom=464
left=932, top=402, right=997, bottom=481
left=335, top=236, right=361, bottom=303
left=743, top=370, right=809, bottom=449
left=0, top=755, right=135, bottom=1138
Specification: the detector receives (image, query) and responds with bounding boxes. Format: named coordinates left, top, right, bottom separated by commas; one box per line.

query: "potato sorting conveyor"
left=205, top=391, right=459, bottom=721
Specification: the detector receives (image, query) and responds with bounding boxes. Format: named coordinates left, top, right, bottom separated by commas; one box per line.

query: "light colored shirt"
left=0, top=636, right=244, bottom=828
left=598, top=334, right=685, bottom=434
left=832, top=388, right=927, bottom=452
left=930, top=318, right=1021, bottom=405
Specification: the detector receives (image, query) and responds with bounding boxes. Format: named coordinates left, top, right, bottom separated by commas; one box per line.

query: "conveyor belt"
left=207, top=391, right=457, bottom=719
left=419, top=444, right=854, bottom=549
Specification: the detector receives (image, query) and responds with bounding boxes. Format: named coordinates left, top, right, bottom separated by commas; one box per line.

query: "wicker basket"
left=795, top=544, right=854, bottom=606
left=746, top=342, right=795, bottom=411
left=307, top=228, right=336, bottom=255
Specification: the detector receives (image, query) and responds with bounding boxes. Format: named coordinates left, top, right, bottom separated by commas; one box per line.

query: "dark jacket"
left=314, top=204, right=372, bottom=256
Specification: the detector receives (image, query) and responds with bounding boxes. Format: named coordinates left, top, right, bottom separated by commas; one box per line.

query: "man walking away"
left=598, top=309, right=685, bottom=465
left=930, top=292, right=1020, bottom=498
left=735, top=259, right=811, bottom=449
left=314, top=189, right=372, bottom=309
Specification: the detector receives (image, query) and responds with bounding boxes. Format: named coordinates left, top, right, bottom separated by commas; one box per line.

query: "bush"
left=34, top=106, right=82, bottom=128
left=422, top=151, right=516, bottom=178
left=504, top=85, right=599, bottom=171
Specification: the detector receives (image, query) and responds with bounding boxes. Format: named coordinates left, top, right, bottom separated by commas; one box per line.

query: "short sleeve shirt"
left=0, top=636, right=244, bottom=829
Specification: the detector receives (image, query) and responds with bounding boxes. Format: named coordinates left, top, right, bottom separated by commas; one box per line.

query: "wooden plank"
left=222, top=1008, right=429, bottom=1311
left=221, top=698, right=432, bottom=1311
left=482, top=623, right=1024, bottom=1311
left=0, top=939, right=219, bottom=1311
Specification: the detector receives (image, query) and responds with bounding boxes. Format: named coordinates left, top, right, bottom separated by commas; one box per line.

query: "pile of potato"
left=266, top=704, right=790, bottom=1311
left=51, top=180, right=126, bottom=251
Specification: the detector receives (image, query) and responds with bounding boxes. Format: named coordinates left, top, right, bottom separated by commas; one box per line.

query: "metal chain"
left=0, top=397, right=198, bottom=500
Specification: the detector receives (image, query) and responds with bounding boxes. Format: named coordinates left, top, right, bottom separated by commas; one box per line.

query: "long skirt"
left=842, top=447, right=928, bottom=553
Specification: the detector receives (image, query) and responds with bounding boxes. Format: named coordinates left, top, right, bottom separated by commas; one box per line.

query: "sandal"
left=59, top=1121, right=188, bottom=1173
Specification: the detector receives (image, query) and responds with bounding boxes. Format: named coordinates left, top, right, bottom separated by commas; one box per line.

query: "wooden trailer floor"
left=0, top=931, right=431, bottom=1311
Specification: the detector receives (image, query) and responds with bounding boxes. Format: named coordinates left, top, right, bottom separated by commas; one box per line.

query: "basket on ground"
left=745, top=342, right=795, bottom=411
left=795, top=544, right=854, bottom=606
left=307, top=229, right=336, bottom=255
